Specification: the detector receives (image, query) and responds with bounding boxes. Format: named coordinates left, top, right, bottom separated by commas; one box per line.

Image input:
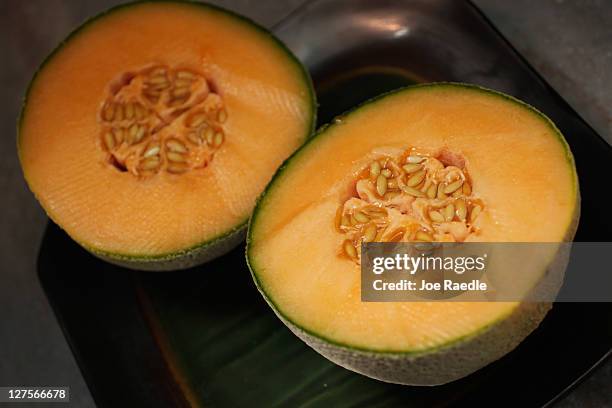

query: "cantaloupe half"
left=18, top=1, right=315, bottom=270
left=247, top=83, right=579, bottom=385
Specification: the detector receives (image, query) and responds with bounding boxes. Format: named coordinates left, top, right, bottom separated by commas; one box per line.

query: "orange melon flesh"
left=19, top=2, right=314, bottom=264
left=249, top=84, right=578, bottom=353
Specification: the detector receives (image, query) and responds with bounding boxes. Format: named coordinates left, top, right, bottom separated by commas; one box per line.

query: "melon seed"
left=426, top=183, right=437, bottom=198
left=102, top=103, right=114, bottom=121
left=128, top=124, right=145, bottom=144
left=143, top=144, right=160, bottom=158
left=402, top=163, right=422, bottom=173
left=343, top=240, right=357, bottom=259
left=375, top=225, right=388, bottom=241
left=176, top=70, right=195, bottom=80
left=363, top=206, right=387, bottom=218
left=437, top=183, right=448, bottom=199
left=384, top=191, right=400, bottom=200
left=406, top=170, right=426, bottom=187
left=470, top=205, right=482, bottom=223
left=205, top=128, right=215, bottom=145
left=401, top=186, right=425, bottom=197
left=187, top=113, right=207, bottom=128
left=386, top=228, right=406, bottom=242
left=370, top=161, right=381, bottom=177
left=112, top=128, right=124, bottom=144
left=174, top=85, right=191, bottom=95
left=213, top=131, right=224, bottom=147
left=456, top=199, right=467, bottom=221
left=406, top=155, right=425, bottom=163
left=444, top=203, right=455, bottom=221
left=406, top=170, right=427, bottom=187
left=217, top=109, right=228, bottom=123
left=166, top=139, right=187, bottom=153
left=421, top=179, right=432, bottom=193
left=149, top=75, right=169, bottom=85
left=341, top=214, right=351, bottom=228
left=140, top=157, right=160, bottom=170
left=415, top=231, right=434, bottom=241
left=125, top=102, right=135, bottom=120
left=167, top=163, right=188, bottom=174
left=103, top=131, right=115, bottom=150
left=167, top=151, right=186, bottom=163
left=114, top=104, right=124, bottom=121
left=354, top=211, right=370, bottom=224
left=429, top=210, right=445, bottom=223
left=187, top=132, right=202, bottom=145
left=363, top=223, right=377, bottom=242
left=444, top=179, right=464, bottom=194
left=376, top=175, right=388, bottom=196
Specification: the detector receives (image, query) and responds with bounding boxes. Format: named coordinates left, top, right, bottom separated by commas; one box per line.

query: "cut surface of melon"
left=248, top=83, right=579, bottom=384
left=19, top=1, right=315, bottom=269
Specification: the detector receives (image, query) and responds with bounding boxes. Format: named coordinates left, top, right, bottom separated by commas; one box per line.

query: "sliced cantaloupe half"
left=18, top=1, right=315, bottom=270
left=247, top=83, right=579, bottom=385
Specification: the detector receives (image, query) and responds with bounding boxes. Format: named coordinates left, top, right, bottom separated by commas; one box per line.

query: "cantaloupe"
left=247, top=83, right=579, bottom=385
left=18, top=1, right=315, bottom=270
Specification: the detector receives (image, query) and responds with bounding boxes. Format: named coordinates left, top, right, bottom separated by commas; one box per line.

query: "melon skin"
left=18, top=1, right=316, bottom=271
left=247, top=83, right=580, bottom=385
left=278, top=299, right=550, bottom=385
left=91, top=220, right=247, bottom=271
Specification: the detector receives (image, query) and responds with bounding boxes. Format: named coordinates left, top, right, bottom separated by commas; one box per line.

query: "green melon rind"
left=90, top=218, right=249, bottom=271
left=17, top=0, right=316, bottom=271
left=280, top=299, right=552, bottom=385
left=246, top=83, right=580, bottom=384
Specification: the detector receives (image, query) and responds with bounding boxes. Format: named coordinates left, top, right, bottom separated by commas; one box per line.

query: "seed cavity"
left=98, top=65, right=228, bottom=177
left=336, top=149, right=485, bottom=263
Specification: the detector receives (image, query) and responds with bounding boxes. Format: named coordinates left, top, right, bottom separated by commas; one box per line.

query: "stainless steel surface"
left=1, top=0, right=610, bottom=406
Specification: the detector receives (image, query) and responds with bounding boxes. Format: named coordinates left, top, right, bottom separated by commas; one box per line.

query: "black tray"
left=39, top=0, right=612, bottom=406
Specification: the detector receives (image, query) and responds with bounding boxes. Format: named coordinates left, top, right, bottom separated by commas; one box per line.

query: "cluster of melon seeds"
left=98, top=65, right=227, bottom=176
left=335, top=150, right=485, bottom=261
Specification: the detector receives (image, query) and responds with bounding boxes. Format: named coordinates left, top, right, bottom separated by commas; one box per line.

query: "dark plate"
left=39, top=0, right=612, bottom=407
